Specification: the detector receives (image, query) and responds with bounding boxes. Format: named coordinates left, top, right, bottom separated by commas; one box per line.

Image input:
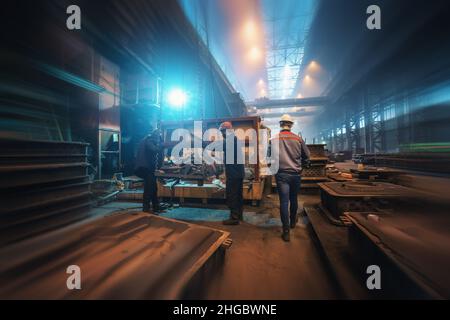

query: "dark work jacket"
left=135, top=135, right=163, bottom=177
left=271, top=129, right=310, bottom=174
left=223, top=134, right=245, bottom=179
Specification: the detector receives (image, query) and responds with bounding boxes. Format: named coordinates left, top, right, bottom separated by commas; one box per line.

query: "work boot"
left=282, top=230, right=290, bottom=242
left=153, top=207, right=166, bottom=214
left=223, top=219, right=240, bottom=226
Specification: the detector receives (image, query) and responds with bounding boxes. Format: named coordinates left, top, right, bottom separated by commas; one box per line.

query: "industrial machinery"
left=157, top=116, right=270, bottom=205
left=317, top=181, right=415, bottom=220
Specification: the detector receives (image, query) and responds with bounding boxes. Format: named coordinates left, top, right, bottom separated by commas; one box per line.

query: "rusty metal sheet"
left=346, top=211, right=450, bottom=299
left=0, top=213, right=229, bottom=299
left=318, top=181, right=414, bottom=197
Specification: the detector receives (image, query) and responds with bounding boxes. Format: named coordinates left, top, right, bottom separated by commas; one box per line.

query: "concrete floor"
left=198, top=221, right=339, bottom=299
left=194, top=194, right=339, bottom=299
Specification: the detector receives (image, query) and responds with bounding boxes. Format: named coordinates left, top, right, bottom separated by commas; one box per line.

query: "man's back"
left=135, top=135, right=162, bottom=174
left=272, top=130, right=310, bottom=174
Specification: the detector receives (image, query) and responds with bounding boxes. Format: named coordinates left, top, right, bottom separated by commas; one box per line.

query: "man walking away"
left=219, top=121, right=245, bottom=225
left=135, top=129, right=164, bottom=214
left=273, top=114, right=310, bottom=241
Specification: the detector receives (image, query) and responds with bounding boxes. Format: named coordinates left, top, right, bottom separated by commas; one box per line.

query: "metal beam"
left=251, top=110, right=317, bottom=119
left=248, top=96, right=329, bottom=109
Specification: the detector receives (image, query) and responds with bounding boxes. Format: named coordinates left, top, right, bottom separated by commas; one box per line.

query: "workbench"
left=157, top=180, right=265, bottom=206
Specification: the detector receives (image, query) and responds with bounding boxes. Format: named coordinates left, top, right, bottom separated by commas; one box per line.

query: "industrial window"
left=384, top=104, right=396, bottom=120
left=359, top=116, right=365, bottom=128
left=373, top=112, right=381, bottom=122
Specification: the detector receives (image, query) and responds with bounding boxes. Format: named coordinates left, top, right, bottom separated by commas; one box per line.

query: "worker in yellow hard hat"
left=272, top=114, right=310, bottom=242
left=219, top=121, right=245, bottom=225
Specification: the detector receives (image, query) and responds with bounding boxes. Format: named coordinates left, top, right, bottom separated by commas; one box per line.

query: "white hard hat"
left=280, top=114, right=294, bottom=123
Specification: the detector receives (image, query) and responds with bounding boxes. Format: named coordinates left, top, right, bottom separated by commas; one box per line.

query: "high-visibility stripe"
left=272, top=136, right=301, bottom=142
left=279, top=132, right=300, bottom=138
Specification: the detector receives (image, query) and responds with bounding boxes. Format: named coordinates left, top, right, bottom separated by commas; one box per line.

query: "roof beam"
left=247, top=96, right=329, bottom=109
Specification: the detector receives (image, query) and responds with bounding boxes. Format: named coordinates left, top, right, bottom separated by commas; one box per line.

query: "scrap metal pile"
left=156, top=162, right=219, bottom=186
left=156, top=160, right=256, bottom=187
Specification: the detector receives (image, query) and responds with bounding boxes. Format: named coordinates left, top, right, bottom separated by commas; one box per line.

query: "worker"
left=272, top=114, right=310, bottom=242
left=219, top=121, right=245, bottom=225
left=135, top=128, right=164, bottom=214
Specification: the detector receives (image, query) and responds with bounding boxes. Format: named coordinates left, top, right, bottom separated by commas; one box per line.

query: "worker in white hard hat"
left=272, top=114, right=311, bottom=242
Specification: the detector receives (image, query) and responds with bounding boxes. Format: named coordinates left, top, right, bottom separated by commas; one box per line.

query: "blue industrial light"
left=167, top=88, right=188, bottom=108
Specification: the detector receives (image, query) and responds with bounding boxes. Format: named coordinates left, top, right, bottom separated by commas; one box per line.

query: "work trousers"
left=275, top=172, right=301, bottom=231
left=143, top=173, right=159, bottom=212
left=226, top=177, right=244, bottom=221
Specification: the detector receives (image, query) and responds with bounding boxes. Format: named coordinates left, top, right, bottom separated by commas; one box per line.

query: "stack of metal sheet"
left=350, top=167, right=405, bottom=181
left=354, top=152, right=450, bottom=174
left=0, top=139, right=92, bottom=246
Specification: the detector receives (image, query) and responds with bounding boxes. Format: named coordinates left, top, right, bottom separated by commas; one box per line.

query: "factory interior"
left=1, top=0, right=450, bottom=301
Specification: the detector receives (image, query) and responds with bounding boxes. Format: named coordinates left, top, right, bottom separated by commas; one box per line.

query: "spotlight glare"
left=167, top=88, right=187, bottom=108
left=249, top=47, right=262, bottom=61
left=244, top=21, right=256, bottom=38
left=308, top=60, right=320, bottom=72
